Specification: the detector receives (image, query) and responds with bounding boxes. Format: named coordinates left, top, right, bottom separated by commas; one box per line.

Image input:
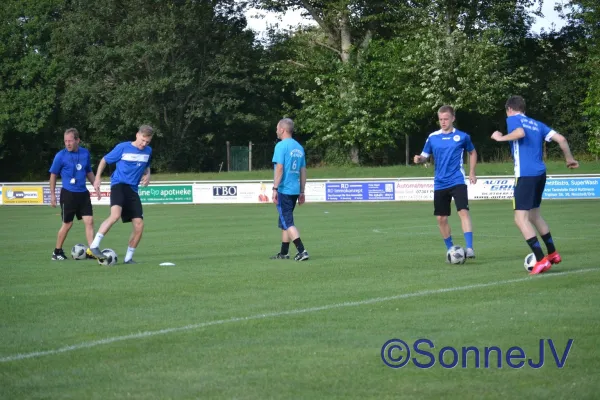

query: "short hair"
left=278, top=118, right=294, bottom=134
left=138, top=124, right=154, bottom=136
left=437, top=105, right=455, bottom=116
left=64, top=128, right=80, bottom=140
left=505, top=96, right=526, bottom=113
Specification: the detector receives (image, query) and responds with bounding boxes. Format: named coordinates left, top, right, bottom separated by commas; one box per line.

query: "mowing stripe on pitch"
left=1, top=268, right=598, bottom=363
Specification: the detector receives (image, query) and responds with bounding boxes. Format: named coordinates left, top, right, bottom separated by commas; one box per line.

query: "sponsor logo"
left=213, top=186, right=237, bottom=197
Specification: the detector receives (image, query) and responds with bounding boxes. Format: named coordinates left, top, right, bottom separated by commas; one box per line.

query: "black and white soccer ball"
left=97, top=248, right=118, bottom=266
left=71, top=244, right=88, bottom=260
left=446, top=246, right=466, bottom=264
left=524, top=253, right=536, bottom=272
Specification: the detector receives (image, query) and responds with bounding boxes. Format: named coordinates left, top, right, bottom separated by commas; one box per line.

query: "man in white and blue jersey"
left=89, top=125, right=154, bottom=264
left=414, top=106, right=478, bottom=259
left=49, top=128, right=97, bottom=260
left=492, top=95, right=578, bottom=275
left=270, top=118, right=309, bottom=261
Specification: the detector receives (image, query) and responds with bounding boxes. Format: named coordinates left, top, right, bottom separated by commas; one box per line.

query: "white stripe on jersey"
left=513, top=141, right=521, bottom=177
left=122, top=153, right=150, bottom=162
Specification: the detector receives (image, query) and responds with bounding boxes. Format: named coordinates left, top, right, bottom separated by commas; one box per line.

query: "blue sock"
left=444, top=236, right=453, bottom=249
left=464, top=232, right=473, bottom=249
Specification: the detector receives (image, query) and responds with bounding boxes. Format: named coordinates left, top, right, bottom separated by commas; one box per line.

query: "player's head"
left=276, top=118, right=294, bottom=140
left=64, top=128, right=80, bottom=152
left=505, top=95, right=525, bottom=116
left=134, top=124, right=153, bottom=149
left=437, top=105, right=455, bottom=132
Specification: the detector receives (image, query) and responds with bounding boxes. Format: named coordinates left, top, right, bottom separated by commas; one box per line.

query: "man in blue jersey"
left=491, top=95, right=578, bottom=275
left=49, top=128, right=97, bottom=260
left=414, top=106, right=478, bottom=259
left=270, top=118, right=309, bottom=261
left=89, top=125, right=153, bottom=264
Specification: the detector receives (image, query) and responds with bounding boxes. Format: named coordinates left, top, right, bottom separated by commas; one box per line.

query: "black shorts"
left=514, top=173, right=546, bottom=210
left=60, top=188, right=93, bottom=223
left=276, top=193, right=299, bottom=229
left=433, top=184, right=469, bottom=216
left=110, top=183, right=143, bottom=223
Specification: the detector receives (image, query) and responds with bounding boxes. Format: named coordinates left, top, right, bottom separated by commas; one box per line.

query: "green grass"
left=1, top=201, right=600, bottom=399
left=150, top=160, right=600, bottom=181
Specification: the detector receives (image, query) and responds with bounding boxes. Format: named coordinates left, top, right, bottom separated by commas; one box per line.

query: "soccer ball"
left=71, top=244, right=88, bottom=260
left=447, top=246, right=466, bottom=264
left=98, top=248, right=118, bottom=266
left=524, top=253, right=536, bottom=272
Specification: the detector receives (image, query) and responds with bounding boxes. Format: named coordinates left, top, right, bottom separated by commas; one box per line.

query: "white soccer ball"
left=447, top=246, right=466, bottom=264
left=524, top=253, right=536, bottom=272
left=71, top=244, right=88, bottom=260
left=98, top=248, right=118, bottom=266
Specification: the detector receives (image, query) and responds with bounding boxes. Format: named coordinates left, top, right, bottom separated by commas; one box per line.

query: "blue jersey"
left=506, top=114, right=555, bottom=177
left=272, top=138, right=306, bottom=195
left=104, top=142, right=152, bottom=192
left=421, top=129, right=475, bottom=190
left=49, top=147, right=92, bottom=193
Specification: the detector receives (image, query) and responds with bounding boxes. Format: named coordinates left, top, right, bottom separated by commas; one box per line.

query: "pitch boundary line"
left=1, top=268, right=598, bottom=363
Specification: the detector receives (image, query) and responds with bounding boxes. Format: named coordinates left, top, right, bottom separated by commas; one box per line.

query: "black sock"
left=293, top=238, right=305, bottom=253
left=540, top=232, right=556, bottom=254
left=55, top=248, right=62, bottom=253
left=280, top=242, right=290, bottom=255
left=526, top=237, right=545, bottom=261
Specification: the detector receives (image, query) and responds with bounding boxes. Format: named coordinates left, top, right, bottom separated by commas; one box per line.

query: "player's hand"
left=469, top=174, right=477, bottom=185
left=491, top=131, right=504, bottom=141
left=93, top=180, right=102, bottom=200
left=566, top=159, right=579, bottom=169
left=140, top=174, right=150, bottom=187
left=413, top=155, right=422, bottom=164
left=298, top=193, right=305, bottom=205
left=272, top=190, right=278, bottom=205
left=50, top=195, right=57, bottom=208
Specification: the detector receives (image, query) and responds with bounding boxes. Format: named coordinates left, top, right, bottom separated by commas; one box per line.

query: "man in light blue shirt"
left=270, top=118, right=309, bottom=261
left=89, top=125, right=153, bottom=264
left=414, top=106, right=478, bottom=260
left=491, top=95, right=578, bottom=274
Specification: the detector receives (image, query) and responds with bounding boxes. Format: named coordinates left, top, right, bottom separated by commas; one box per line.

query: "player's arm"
left=140, top=167, right=151, bottom=186
left=49, top=173, right=58, bottom=208
left=93, top=157, right=108, bottom=200
left=273, top=163, right=283, bottom=190
left=413, top=154, right=429, bottom=164
left=468, top=149, right=478, bottom=184
left=491, top=127, right=525, bottom=142
left=298, top=167, right=307, bottom=205
left=414, top=138, right=431, bottom=164
left=86, top=152, right=96, bottom=186
left=550, top=132, right=579, bottom=168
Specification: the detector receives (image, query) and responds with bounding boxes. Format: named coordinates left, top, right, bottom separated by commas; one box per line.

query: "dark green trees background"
left=0, top=0, right=598, bottom=180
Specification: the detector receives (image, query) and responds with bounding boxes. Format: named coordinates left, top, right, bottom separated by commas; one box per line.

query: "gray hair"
left=278, top=118, right=294, bottom=134
left=138, top=124, right=154, bottom=136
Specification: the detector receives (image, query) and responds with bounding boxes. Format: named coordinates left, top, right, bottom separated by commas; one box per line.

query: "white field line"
left=1, top=268, right=598, bottom=363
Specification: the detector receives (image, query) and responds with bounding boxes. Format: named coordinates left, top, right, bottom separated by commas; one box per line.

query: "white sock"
left=91, top=233, right=104, bottom=248
left=124, top=247, right=136, bottom=262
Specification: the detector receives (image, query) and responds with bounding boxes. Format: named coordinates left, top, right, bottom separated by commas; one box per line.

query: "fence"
left=1, top=175, right=598, bottom=206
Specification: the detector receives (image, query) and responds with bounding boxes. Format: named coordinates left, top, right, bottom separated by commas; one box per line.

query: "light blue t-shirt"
left=421, top=128, right=475, bottom=190
left=506, top=114, right=555, bottom=177
left=272, top=138, right=306, bottom=195
left=104, top=142, right=152, bottom=192
left=49, top=147, right=92, bottom=192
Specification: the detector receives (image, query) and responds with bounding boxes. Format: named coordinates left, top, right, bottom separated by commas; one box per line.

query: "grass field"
left=149, top=160, right=600, bottom=181
left=1, top=199, right=600, bottom=399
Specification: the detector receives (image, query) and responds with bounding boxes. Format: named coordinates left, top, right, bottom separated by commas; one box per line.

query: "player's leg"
left=123, top=188, right=144, bottom=264
left=434, top=188, right=453, bottom=250
left=271, top=201, right=291, bottom=259
left=453, top=184, right=474, bottom=258
left=528, top=174, right=560, bottom=264
left=281, top=194, right=308, bottom=261
left=53, top=189, right=74, bottom=260
left=514, top=176, right=550, bottom=274
left=90, top=184, right=124, bottom=259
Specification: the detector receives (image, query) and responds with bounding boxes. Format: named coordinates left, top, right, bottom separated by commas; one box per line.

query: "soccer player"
left=270, top=118, right=309, bottom=261
left=491, top=95, right=578, bottom=275
left=89, top=125, right=153, bottom=264
left=413, top=105, right=478, bottom=258
left=49, top=128, right=97, bottom=260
